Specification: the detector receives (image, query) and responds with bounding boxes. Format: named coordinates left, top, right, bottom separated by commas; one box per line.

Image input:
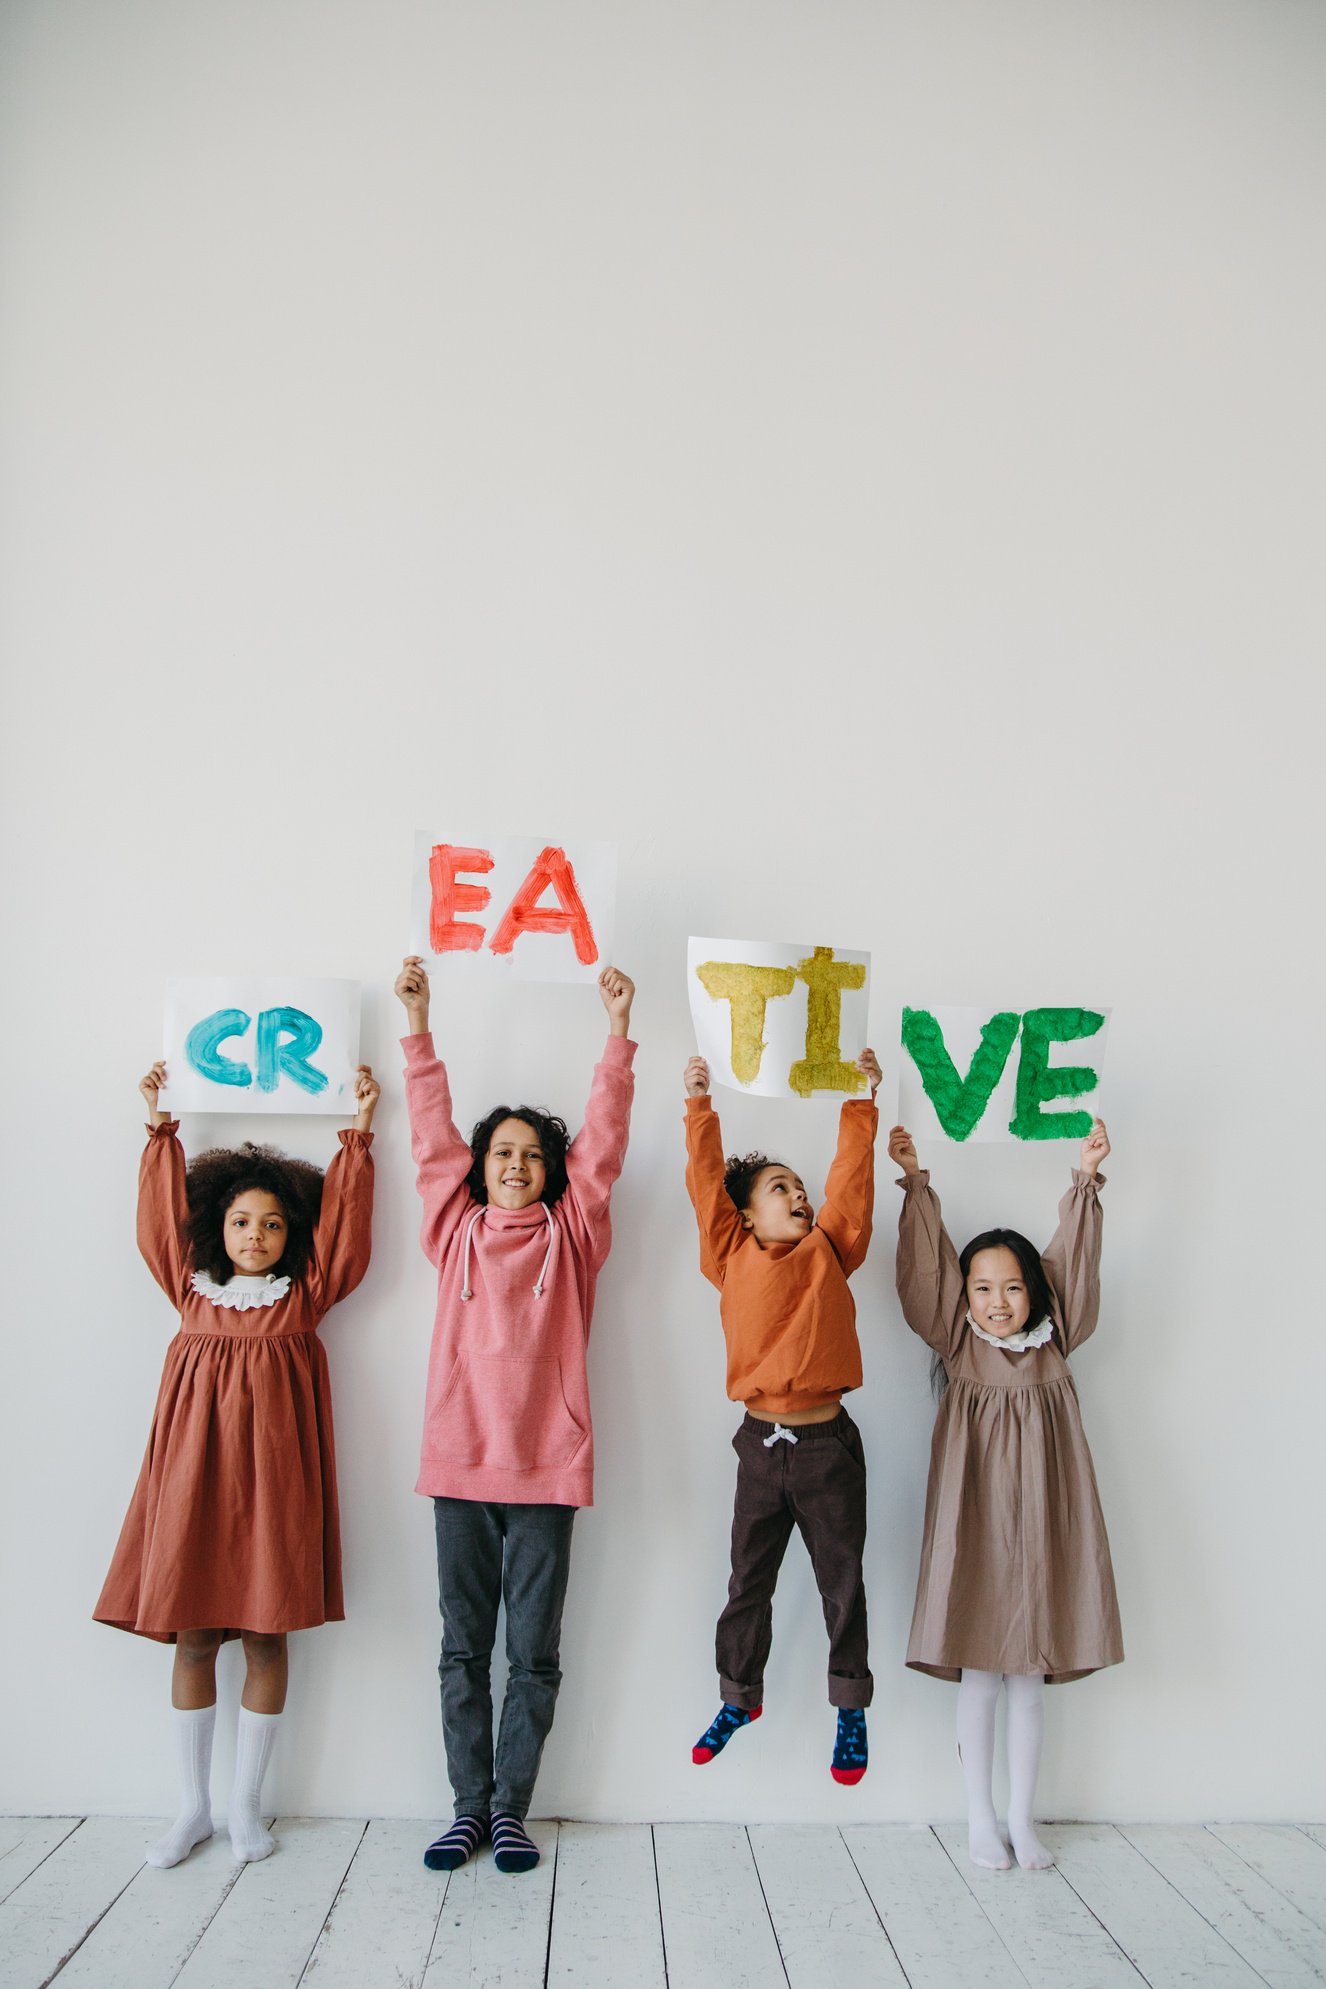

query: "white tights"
left=955, top=1669, right=1053, bottom=1871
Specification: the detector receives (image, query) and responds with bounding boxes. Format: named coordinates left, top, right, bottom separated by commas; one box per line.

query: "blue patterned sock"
left=423, top=1814, right=485, bottom=1870
left=490, top=1812, right=540, bottom=1874
left=831, top=1707, right=868, bottom=1784
left=692, top=1701, right=762, bottom=1764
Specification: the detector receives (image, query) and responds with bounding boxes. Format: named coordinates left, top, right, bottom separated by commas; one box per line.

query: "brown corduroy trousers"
left=716, top=1408, right=873, bottom=1710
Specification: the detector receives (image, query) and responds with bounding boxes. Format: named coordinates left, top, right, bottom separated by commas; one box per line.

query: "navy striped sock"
left=489, top=1812, right=540, bottom=1874
left=423, top=1814, right=485, bottom=1870
left=692, top=1701, right=762, bottom=1764
left=831, top=1707, right=868, bottom=1785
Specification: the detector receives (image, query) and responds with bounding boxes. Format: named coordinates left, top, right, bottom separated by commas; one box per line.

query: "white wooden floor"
left=2, top=1816, right=1323, bottom=1989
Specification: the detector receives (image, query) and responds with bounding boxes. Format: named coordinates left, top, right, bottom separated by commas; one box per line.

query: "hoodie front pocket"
left=428, top=1353, right=587, bottom=1471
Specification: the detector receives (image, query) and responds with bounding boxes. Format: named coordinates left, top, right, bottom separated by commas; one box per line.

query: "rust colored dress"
left=896, top=1170, right=1123, bottom=1685
left=95, top=1122, right=374, bottom=1644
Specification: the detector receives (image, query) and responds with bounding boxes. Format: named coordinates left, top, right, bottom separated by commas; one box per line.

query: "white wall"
left=2, top=0, right=1323, bottom=1824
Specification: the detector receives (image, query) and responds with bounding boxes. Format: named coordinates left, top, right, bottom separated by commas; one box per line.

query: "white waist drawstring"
left=460, top=1204, right=557, bottom=1301
left=532, top=1205, right=555, bottom=1298
left=762, top=1423, right=799, bottom=1447
left=460, top=1209, right=482, bottom=1300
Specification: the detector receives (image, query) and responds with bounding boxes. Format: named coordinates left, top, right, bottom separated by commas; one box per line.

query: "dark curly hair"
left=185, top=1142, right=325, bottom=1285
left=722, top=1151, right=789, bottom=1210
left=467, top=1106, right=571, bottom=1206
left=931, top=1227, right=1054, bottom=1398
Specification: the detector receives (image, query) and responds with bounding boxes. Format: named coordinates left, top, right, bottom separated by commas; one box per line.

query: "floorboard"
left=170, top=1818, right=366, bottom=1989
left=0, top=1821, right=82, bottom=1910
left=653, top=1822, right=786, bottom=1988
left=1210, top=1828, right=1326, bottom=1937
left=422, top=1820, right=557, bottom=1989
left=299, top=1819, right=447, bottom=1989
left=748, top=1823, right=910, bottom=1988
left=933, top=1822, right=1142, bottom=1988
left=545, top=1822, right=666, bottom=1988
left=51, top=1832, right=245, bottom=1989
left=1048, top=1822, right=1265, bottom=1987
left=0, top=1818, right=153, bottom=1989
left=1121, top=1825, right=1326, bottom=1988
left=841, top=1823, right=1027, bottom=1988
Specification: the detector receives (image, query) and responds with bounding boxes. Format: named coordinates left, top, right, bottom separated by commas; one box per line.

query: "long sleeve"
left=1041, top=1169, right=1105, bottom=1354
left=306, top=1129, right=375, bottom=1313
left=816, top=1099, right=878, bottom=1275
left=895, top=1172, right=967, bottom=1359
left=402, top=1032, right=478, bottom=1267
left=562, top=1035, right=636, bottom=1271
left=137, top=1121, right=189, bottom=1304
left=683, top=1096, right=745, bottom=1290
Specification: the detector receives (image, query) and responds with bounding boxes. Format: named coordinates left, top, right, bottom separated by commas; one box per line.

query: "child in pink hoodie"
left=396, top=956, right=636, bottom=1876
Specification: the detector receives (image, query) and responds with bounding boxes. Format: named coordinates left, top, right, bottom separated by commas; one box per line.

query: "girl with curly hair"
left=95, top=1057, right=378, bottom=1869
left=396, top=954, right=636, bottom=1877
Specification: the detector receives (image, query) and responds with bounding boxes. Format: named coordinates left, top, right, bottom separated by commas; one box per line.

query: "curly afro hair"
left=185, top=1142, right=325, bottom=1285
left=722, top=1151, right=788, bottom=1211
left=466, top=1105, right=571, bottom=1206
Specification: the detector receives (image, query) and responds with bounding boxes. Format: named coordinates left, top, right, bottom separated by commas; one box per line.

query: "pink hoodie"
left=404, top=1031, right=636, bottom=1506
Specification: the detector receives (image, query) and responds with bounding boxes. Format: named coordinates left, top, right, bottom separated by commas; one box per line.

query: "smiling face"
left=965, top=1245, right=1032, bottom=1338
left=222, top=1189, right=289, bottom=1275
left=740, top=1165, right=813, bottom=1246
left=483, top=1118, right=548, bottom=1210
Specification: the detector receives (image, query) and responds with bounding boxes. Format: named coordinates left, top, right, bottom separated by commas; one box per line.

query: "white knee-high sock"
left=229, top=1708, right=281, bottom=1863
left=956, top=1669, right=1009, bottom=1870
left=145, top=1705, right=215, bottom=1868
left=1005, top=1673, right=1053, bottom=1868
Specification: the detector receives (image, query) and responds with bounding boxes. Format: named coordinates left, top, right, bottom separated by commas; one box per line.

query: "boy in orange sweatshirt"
left=683, top=1048, right=881, bottom=1784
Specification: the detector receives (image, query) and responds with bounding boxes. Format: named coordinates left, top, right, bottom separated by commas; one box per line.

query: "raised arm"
left=890, top=1126, right=967, bottom=1359
left=1042, top=1119, right=1108, bottom=1354
left=396, top=958, right=479, bottom=1265
left=306, top=1121, right=376, bottom=1313
left=817, top=1051, right=882, bottom=1273
left=561, top=969, right=637, bottom=1257
left=136, top=1060, right=189, bottom=1303
left=683, top=1060, right=745, bottom=1288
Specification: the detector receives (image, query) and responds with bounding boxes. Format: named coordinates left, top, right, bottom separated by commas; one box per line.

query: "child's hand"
left=598, top=966, right=635, bottom=1037
left=856, top=1047, right=883, bottom=1097
left=888, top=1124, right=919, bottom=1176
left=140, top=1059, right=170, bottom=1128
left=395, top=956, right=430, bottom=1035
left=684, top=1055, right=711, bottom=1097
left=1079, top=1116, right=1110, bottom=1177
left=352, top=1064, right=380, bottom=1133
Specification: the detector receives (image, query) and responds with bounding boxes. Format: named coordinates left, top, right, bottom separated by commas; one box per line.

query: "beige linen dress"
left=897, top=1169, right=1122, bottom=1684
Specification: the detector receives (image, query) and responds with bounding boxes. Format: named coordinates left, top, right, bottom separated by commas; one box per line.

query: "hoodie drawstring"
left=460, top=1204, right=557, bottom=1302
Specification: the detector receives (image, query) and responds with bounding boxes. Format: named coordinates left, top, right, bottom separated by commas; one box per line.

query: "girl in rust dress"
left=95, top=1058, right=377, bottom=1869
left=889, top=1117, right=1122, bottom=1874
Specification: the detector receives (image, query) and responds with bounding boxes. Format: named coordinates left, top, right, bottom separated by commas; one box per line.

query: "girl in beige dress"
left=889, top=1118, right=1121, bottom=1872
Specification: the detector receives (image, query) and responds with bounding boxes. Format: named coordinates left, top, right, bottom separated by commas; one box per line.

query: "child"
left=396, top=955, right=636, bottom=1876
left=683, top=1049, right=881, bottom=1784
left=888, top=1118, right=1122, bottom=1871
left=95, top=1057, right=377, bottom=1868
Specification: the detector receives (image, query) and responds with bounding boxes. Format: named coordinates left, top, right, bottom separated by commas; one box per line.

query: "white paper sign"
left=687, top=936, right=871, bottom=1099
left=409, top=834, right=616, bottom=985
left=157, top=977, right=361, bottom=1117
left=896, top=1004, right=1110, bottom=1144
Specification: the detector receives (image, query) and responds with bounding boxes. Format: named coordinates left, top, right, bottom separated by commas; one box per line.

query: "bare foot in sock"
left=968, top=1815, right=1012, bottom=1870
left=1009, top=1820, right=1054, bottom=1870
left=145, top=1806, right=213, bottom=1868
left=229, top=1816, right=275, bottom=1863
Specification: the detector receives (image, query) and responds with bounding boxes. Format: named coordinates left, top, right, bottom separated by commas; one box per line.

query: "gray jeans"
left=433, top=1498, right=576, bottom=1821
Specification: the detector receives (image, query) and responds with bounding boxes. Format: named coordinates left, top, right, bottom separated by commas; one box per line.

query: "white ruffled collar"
left=966, top=1311, right=1054, bottom=1353
left=190, top=1270, right=292, bottom=1312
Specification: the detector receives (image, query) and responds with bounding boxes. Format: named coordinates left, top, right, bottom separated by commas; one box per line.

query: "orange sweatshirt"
left=684, top=1095, right=878, bottom=1415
